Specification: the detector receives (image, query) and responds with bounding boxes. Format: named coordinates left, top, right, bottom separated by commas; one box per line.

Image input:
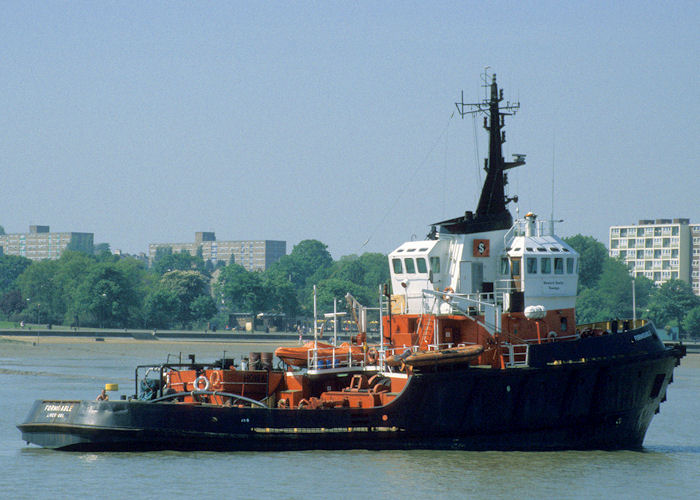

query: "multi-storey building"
left=691, top=223, right=700, bottom=296
left=0, top=225, right=94, bottom=260
left=609, top=218, right=699, bottom=295
left=148, top=232, right=286, bottom=271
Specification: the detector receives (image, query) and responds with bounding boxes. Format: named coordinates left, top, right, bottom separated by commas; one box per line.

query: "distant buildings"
left=609, top=218, right=700, bottom=295
left=148, top=232, right=286, bottom=271
left=0, top=225, right=93, bottom=261
left=0, top=224, right=286, bottom=272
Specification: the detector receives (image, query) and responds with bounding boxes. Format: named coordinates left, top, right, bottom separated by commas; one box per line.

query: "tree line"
left=1, top=234, right=698, bottom=337
left=0, top=239, right=389, bottom=330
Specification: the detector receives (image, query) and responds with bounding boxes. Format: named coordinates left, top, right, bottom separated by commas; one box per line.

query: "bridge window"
left=416, top=257, right=428, bottom=274
left=567, top=258, right=575, bottom=274
left=526, top=257, right=537, bottom=274
left=554, top=257, right=564, bottom=274
left=500, top=258, right=509, bottom=274
left=511, top=259, right=521, bottom=276
left=430, top=257, right=440, bottom=273
left=541, top=258, right=551, bottom=274
left=404, top=258, right=416, bottom=274
left=392, top=258, right=403, bottom=274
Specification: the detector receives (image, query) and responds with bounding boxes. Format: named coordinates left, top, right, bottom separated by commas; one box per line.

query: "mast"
left=475, top=75, right=514, bottom=217
left=434, top=71, right=525, bottom=235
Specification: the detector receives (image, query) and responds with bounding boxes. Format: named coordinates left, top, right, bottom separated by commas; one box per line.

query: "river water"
left=1, top=337, right=698, bottom=500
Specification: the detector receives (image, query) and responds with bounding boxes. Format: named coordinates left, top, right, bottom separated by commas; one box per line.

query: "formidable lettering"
left=43, top=403, right=75, bottom=419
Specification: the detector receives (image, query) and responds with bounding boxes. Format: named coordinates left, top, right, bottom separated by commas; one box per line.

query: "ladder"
left=417, top=314, right=436, bottom=350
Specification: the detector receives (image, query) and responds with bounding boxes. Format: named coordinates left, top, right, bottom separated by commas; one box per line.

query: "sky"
left=2, top=1, right=698, bottom=259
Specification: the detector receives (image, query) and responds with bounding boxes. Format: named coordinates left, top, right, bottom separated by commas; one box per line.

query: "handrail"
left=422, top=288, right=502, bottom=336
left=503, top=224, right=516, bottom=249
left=422, top=288, right=504, bottom=314
left=148, top=390, right=268, bottom=408
left=306, top=344, right=360, bottom=370
left=576, top=319, right=647, bottom=332
left=501, top=343, right=529, bottom=367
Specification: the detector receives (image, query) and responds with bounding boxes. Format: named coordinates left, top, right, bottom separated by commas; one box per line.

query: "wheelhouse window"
left=526, top=257, right=537, bottom=274
left=500, top=258, right=509, bottom=275
left=511, top=259, right=521, bottom=276
left=416, top=257, right=428, bottom=274
left=404, top=258, right=416, bottom=274
left=566, top=257, right=575, bottom=274
left=392, top=258, right=403, bottom=274
left=429, top=257, right=440, bottom=273
left=541, top=257, right=551, bottom=274
left=554, top=257, right=564, bottom=274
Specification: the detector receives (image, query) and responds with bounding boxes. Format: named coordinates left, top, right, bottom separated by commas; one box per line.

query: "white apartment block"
left=148, top=232, right=286, bottom=272
left=610, top=218, right=700, bottom=295
left=692, top=223, right=700, bottom=296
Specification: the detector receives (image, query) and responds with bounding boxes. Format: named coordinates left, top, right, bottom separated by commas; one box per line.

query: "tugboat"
left=18, top=72, right=686, bottom=451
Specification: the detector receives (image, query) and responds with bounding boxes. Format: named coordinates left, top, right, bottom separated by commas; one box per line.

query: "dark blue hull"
left=18, top=325, right=685, bottom=451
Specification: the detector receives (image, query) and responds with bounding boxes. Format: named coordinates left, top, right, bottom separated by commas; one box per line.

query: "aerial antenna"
left=481, top=66, right=491, bottom=101
left=551, top=132, right=555, bottom=231
left=455, top=69, right=520, bottom=121
left=548, top=133, right=564, bottom=233
left=442, top=112, right=451, bottom=218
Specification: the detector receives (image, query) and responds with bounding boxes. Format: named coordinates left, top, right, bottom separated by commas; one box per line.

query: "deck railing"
left=501, top=343, right=529, bottom=367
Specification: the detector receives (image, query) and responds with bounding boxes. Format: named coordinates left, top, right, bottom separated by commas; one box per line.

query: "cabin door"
left=458, top=261, right=483, bottom=294
left=510, top=257, right=522, bottom=291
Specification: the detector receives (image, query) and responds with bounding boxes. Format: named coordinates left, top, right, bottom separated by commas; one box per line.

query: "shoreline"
left=0, top=327, right=367, bottom=346
left=0, top=334, right=302, bottom=346
left=2, top=333, right=698, bottom=356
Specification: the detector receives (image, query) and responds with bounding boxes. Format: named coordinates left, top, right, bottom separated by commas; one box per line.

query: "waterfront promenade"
left=2, top=325, right=696, bottom=351
left=1, top=327, right=298, bottom=343
left=0, top=325, right=363, bottom=344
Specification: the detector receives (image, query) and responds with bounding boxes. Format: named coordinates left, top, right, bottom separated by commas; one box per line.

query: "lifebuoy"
left=442, top=287, right=454, bottom=302
left=367, top=348, right=379, bottom=364
left=209, top=370, right=220, bottom=387
left=193, top=375, right=210, bottom=391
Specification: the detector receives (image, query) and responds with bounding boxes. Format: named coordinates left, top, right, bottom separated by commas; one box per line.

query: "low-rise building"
left=148, top=232, right=286, bottom=271
left=0, top=225, right=93, bottom=260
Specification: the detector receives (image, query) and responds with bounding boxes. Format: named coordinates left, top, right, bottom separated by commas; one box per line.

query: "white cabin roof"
left=506, top=235, right=576, bottom=257
left=389, top=239, right=440, bottom=258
